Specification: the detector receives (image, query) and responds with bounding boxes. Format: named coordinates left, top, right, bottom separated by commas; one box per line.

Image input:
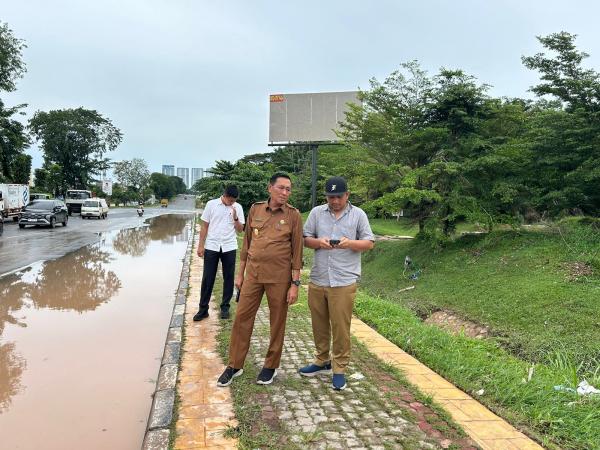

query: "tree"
left=113, top=158, right=151, bottom=201
left=0, top=23, right=30, bottom=183
left=193, top=160, right=271, bottom=211
left=522, top=32, right=600, bottom=113
left=150, top=172, right=175, bottom=199
left=11, top=153, right=31, bottom=184
left=206, top=160, right=236, bottom=180
left=0, top=22, right=27, bottom=93
left=0, top=100, right=30, bottom=181
left=170, top=175, right=187, bottom=194
left=28, top=108, right=122, bottom=194
left=522, top=32, right=600, bottom=215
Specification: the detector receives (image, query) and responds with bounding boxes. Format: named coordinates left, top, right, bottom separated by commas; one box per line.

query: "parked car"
left=161, top=199, right=168, bottom=208
left=18, top=200, right=68, bottom=229
left=81, top=198, right=109, bottom=219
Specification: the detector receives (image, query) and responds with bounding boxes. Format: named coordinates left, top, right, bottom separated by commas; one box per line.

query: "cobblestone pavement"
left=235, top=299, right=478, bottom=450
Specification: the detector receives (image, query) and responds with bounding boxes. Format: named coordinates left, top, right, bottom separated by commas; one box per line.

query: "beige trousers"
left=307, top=282, right=357, bottom=374
left=228, top=281, right=290, bottom=370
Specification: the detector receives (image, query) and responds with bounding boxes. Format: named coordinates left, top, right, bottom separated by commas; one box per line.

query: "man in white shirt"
left=193, top=185, right=245, bottom=321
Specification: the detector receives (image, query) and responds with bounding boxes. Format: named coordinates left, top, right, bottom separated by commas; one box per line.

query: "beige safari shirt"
left=240, top=200, right=303, bottom=283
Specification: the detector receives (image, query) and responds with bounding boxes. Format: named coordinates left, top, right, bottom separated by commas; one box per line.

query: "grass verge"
left=356, top=218, right=600, bottom=449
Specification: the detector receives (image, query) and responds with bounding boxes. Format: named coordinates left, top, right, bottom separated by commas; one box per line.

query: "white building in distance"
left=177, top=167, right=190, bottom=188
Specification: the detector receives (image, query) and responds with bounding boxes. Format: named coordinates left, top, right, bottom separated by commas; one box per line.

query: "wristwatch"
left=291, top=280, right=301, bottom=287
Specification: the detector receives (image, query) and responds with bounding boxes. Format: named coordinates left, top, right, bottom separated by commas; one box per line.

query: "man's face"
left=326, top=192, right=349, bottom=212
left=267, top=177, right=292, bottom=205
left=222, top=195, right=237, bottom=206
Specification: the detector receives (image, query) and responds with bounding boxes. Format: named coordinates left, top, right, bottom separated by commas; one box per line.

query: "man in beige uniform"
left=217, top=173, right=303, bottom=386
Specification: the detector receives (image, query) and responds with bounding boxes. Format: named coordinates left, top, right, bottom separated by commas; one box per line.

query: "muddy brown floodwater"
left=0, top=214, right=192, bottom=449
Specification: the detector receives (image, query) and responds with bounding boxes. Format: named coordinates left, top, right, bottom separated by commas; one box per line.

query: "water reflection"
left=0, top=342, right=26, bottom=413
left=112, top=214, right=190, bottom=257
left=0, top=245, right=121, bottom=414
left=112, top=227, right=151, bottom=257
left=0, top=214, right=192, bottom=418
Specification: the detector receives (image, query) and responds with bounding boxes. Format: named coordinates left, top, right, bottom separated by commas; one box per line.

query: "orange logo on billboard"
left=270, top=94, right=285, bottom=103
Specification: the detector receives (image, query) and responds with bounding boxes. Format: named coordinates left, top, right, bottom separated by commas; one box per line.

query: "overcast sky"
left=3, top=0, right=600, bottom=174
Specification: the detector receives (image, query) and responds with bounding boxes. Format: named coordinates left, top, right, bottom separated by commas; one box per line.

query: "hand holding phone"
left=329, top=239, right=340, bottom=246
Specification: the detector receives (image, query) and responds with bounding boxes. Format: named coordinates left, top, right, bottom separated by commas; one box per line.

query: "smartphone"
left=235, top=287, right=241, bottom=302
left=329, top=239, right=340, bottom=246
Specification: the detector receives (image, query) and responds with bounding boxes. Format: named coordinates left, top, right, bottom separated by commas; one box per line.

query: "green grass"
left=300, top=210, right=485, bottom=238
left=356, top=217, right=600, bottom=449
left=369, top=218, right=419, bottom=236
left=360, top=219, right=600, bottom=368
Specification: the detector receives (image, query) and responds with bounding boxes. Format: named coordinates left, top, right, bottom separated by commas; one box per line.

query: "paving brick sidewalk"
left=221, top=296, right=478, bottom=449
left=174, top=238, right=541, bottom=449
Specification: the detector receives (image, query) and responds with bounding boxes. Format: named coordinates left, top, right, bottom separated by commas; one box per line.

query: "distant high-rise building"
left=176, top=167, right=190, bottom=188
left=191, top=168, right=203, bottom=187
left=162, top=165, right=175, bottom=176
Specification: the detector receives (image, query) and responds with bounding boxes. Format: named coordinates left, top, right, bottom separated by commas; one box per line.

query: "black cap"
left=324, top=176, right=348, bottom=196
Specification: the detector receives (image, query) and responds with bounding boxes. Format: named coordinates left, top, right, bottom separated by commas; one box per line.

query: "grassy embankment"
left=355, top=217, right=600, bottom=449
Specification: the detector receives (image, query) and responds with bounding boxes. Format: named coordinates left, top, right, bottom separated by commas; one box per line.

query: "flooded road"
left=0, top=214, right=192, bottom=449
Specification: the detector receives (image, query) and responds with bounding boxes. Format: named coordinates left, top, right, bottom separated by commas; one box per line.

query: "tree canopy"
left=194, top=32, right=600, bottom=241
left=29, top=108, right=122, bottom=194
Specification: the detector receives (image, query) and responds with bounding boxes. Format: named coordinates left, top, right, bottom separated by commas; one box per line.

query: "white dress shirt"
left=201, top=197, right=245, bottom=252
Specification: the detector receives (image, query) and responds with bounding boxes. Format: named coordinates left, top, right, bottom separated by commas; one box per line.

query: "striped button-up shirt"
left=303, top=203, right=374, bottom=287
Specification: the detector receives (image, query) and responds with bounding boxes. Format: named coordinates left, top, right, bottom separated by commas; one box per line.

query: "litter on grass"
left=577, top=380, right=600, bottom=396
left=554, top=380, right=600, bottom=396
left=349, top=373, right=365, bottom=381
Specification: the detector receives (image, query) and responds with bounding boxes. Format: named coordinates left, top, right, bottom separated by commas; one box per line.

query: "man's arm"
left=337, top=238, right=374, bottom=252
left=337, top=210, right=375, bottom=252
left=304, top=236, right=333, bottom=249
left=197, top=220, right=209, bottom=257
left=287, top=210, right=304, bottom=305
left=303, top=208, right=333, bottom=250
left=235, top=205, right=253, bottom=289
left=232, top=204, right=244, bottom=233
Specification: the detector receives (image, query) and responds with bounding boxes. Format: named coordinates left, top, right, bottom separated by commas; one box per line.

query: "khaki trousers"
left=228, top=280, right=290, bottom=369
left=308, top=282, right=357, bottom=374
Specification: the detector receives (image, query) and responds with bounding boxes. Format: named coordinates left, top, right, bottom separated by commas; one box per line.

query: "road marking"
left=0, top=260, right=45, bottom=279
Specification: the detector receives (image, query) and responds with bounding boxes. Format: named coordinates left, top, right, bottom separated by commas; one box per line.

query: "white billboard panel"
left=102, top=180, right=113, bottom=196
left=269, top=91, right=360, bottom=143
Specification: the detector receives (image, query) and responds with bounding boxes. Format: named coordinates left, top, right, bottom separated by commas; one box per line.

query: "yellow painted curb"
left=351, top=317, right=544, bottom=450
left=174, top=225, right=237, bottom=449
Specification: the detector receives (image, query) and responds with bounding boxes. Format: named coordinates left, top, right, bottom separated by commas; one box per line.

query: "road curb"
left=142, top=216, right=195, bottom=450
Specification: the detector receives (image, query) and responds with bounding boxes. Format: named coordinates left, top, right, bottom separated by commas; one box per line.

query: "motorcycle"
left=137, top=207, right=144, bottom=217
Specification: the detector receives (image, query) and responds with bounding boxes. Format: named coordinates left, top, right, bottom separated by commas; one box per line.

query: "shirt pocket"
left=338, top=220, right=357, bottom=240
left=273, top=219, right=291, bottom=241
left=250, top=218, right=266, bottom=234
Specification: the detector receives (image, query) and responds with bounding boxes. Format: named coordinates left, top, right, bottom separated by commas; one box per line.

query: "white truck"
left=65, top=189, right=93, bottom=215
left=0, top=184, right=30, bottom=221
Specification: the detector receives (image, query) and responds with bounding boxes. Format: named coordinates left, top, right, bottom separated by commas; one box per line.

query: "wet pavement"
left=0, top=195, right=196, bottom=277
left=0, top=214, right=193, bottom=450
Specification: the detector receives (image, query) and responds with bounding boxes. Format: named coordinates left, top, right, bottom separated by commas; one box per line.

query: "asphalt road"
left=0, top=195, right=197, bottom=277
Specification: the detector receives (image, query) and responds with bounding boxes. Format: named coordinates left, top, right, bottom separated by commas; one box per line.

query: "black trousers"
left=198, top=248, right=236, bottom=314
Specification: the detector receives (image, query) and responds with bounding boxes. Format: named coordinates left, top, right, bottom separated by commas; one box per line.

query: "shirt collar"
left=266, top=198, right=285, bottom=212
left=323, top=201, right=352, bottom=215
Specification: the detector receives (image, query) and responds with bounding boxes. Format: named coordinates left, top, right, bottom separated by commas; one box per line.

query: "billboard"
left=101, top=180, right=113, bottom=196
left=269, top=91, right=360, bottom=143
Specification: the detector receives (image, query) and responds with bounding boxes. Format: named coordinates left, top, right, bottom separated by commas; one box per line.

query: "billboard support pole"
left=310, top=143, right=318, bottom=208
